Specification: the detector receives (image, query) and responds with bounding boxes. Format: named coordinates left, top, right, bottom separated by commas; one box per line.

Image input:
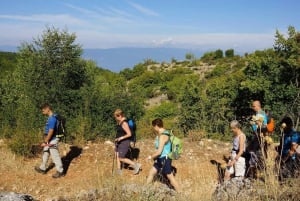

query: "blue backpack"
left=127, top=118, right=137, bottom=143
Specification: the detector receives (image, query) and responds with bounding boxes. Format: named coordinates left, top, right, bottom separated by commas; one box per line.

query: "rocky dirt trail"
left=0, top=138, right=231, bottom=201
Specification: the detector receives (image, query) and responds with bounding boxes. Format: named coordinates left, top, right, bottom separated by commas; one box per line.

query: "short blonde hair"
left=114, top=109, right=124, bottom=117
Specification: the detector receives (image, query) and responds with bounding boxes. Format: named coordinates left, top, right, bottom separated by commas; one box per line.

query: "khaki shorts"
left=227, top=151, right=246, bottom=177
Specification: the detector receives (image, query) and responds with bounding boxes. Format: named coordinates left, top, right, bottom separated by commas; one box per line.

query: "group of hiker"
left=113, top=109, right=182, bottom=192
left=224, top=100, right=300, bottom=181
left=34, top=101, right=299, bottom=192
left=34, top=104, right=182, bottom=192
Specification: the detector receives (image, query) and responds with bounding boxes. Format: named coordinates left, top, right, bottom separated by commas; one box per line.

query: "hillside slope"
left=0, top=138, right=231, bottom=201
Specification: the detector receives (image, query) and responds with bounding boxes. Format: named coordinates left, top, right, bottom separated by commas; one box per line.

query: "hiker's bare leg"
left=119, top=157, right=135, bottom=167
left=224, top=170, right=231, bottom=181
left=146, top=167, right=157, bottom=184
left=166, top=173, right=182, bottom=193
left=116, top=152, right=122, bottom=169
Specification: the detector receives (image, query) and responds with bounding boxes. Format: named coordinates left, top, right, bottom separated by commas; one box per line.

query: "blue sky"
left=0, top=0, right=299, bottom=53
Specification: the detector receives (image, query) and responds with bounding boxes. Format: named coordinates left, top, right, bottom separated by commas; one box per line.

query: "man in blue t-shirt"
left=250, top=100, right=268, bottom=133
left=34, top=103, right=64, bottom=178
left=246, top=100, right=269, bottom=177
left=248, top=100, right=268, bottom=151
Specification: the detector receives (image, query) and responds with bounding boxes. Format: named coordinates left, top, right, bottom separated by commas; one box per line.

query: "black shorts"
left=154, top=157, right=173, bottom=175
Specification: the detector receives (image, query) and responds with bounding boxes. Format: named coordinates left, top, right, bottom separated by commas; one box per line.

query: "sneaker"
left=133, top=163, right=141, bottom=175
left=52, top=171, right=65, bottom=178
left=34, top=166, right=46, bottom=174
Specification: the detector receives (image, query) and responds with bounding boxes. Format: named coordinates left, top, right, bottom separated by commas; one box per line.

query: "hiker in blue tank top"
left=146, top=118, right=182, bottom=193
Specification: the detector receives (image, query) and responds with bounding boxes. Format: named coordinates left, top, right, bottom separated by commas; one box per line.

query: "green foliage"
left=0, top=51, right=17, bottom=78
left=178, top=79, right=203, bottom=135
left=215, top=49, right=223, bottom=59
left=1, top=26, right=300, bottom=156
left=185, top=53, right=195, bottom=61
left=239, top=31, right=300, bottom=123
left=206, top=63, right=229, bottom=78
left=128, top=71, right=162, bottom=98
left=201, top=49, right=223, bottom=62
left=225, top=49, right=234, bottom=57
left=146, top=102, right=179, bottom=119
left=120, top=62, right=148, bottom=80
left=8, top=128, right=40, bottom=157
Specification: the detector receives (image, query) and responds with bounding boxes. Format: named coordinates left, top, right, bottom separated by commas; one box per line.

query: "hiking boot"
left=52, top=171, right=65, bottom=178
left=133, top=163, right=141, bottom=175
left=34, top=166, right=46, bottom=174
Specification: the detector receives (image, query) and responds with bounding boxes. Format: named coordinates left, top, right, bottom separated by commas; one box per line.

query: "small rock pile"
left=211, top=178, right=256, bottom=201
left=0, top=192, right=35, bottom=201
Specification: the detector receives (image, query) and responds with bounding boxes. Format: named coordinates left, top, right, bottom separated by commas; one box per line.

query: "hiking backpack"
left=163, top=130, right=183, bottom=160
left=127, top=118, right=137, bottom=143
left=266, top=118, right=275, bottom=134
left=265, top=110, right=275, bottom=134
left=54, top=114, right=66, bottom=140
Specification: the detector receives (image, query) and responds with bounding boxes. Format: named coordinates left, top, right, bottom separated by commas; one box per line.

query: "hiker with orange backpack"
left=245, top=100, right=269, bottom=178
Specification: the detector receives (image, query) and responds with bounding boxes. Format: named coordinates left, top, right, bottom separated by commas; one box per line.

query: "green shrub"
left=8, top=129, right=40, bottom=157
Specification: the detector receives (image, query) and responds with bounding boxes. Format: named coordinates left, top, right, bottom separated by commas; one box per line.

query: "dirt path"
left=0, top=139, right=231, bottom=201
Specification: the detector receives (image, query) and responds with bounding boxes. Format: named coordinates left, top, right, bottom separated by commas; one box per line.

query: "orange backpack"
left=267, top=117, right=275, bottom=134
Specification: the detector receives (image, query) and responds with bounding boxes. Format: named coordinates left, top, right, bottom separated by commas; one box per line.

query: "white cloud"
left=75, top=32, right=275, bottom=53
left=0, top=14, right=85, bottom=25
left=152, top=37, right=174, bottom=46
left=128, top=2, right=159, bottom=17
left=0, top=15, right=275, bottom=53
left=65, top=3, right=134, bottom=25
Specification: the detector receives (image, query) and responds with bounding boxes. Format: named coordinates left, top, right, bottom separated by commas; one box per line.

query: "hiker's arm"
left=287, top=142, right=298, bottom=156
left=149, top=134, right=168, bottom=160
left=116, top=122, right=132, bottom=142
left=40, top=129, right=55, bottom=147
left=44, top=129, right=55, bottom=143
left=41, top=117, right=56, bottom=146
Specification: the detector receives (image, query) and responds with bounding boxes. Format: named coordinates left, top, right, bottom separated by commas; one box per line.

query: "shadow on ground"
left=62, top=146, right=82, bottom=174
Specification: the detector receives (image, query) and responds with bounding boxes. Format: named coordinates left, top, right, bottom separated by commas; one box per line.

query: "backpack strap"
left=119, top=119, right=127, bottom=126
left=162, top=130, right=171, bottom=136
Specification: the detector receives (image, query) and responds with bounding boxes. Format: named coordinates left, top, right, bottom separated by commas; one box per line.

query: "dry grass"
left=0, top=138, right=299, bottom=201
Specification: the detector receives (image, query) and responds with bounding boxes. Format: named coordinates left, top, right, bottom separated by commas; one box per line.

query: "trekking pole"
left=277, top=125, right=285, bottom=178
left=112, top=143, right=117, bottom=176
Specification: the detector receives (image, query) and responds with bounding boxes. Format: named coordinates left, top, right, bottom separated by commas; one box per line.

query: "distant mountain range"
left=82, top=47, right=205, bottom=72
left=0, top=46, right=205, bottom=72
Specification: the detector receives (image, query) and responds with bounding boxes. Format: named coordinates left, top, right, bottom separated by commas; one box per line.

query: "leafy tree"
left=15, top=26, right=87, bottom=117
left=0, top=26, right=89, bottom=154
left=237, top=26, right=300, bottom=128
left=225, top=49, right=234, bottom=57
left=0, top=52, right=18, bottom=79
left=215, top=49, right=223, bottom=59
left=178, top=78, right=203, bottom=135
left=185, top=53, right=195, bottom=61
